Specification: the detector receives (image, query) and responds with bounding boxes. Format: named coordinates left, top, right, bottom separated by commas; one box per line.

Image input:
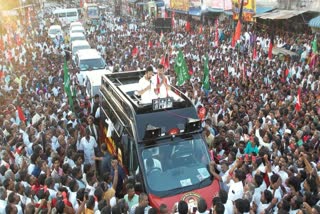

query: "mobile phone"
left=193, top=207, right=197, bottom=213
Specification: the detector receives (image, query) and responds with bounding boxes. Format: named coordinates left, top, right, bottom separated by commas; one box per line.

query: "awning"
left=136, top=2, right=147, bottom=5
left=205, top=8, right=224, bottom=13
left=309, top=16, right=320, bottom=28
left=255, top=10, right=307, bottom=20
left=224, top=10, right=233, bottom=16
left=189, top=7, right=202, bottom=16
left=166, top=8, right=189, bottom=15
left=256, top=7, right=273, bottom=15
left=155, top=1, right=164, bottom=7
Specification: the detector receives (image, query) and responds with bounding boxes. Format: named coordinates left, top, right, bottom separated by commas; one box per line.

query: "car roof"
left=71, top=26, right=84, bottom=30
left=70, top=21, right=82, bottom=26
left=76, top=49, right=101, bottom=59
left=49, top=25, right=62, bottom=30
left=70, top=32, right=85, bottom=37
left=71, top=40, right=90, bottom=46
left=85, top=70, right=112, bottom=86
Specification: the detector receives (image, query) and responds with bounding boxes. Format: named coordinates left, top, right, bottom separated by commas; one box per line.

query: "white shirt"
left=228, top=180, right=244, bottom=202
left=0, top=200, right=7, bottom=214
left=138, top=76, right=155, bottom=104
left=78, top=136, right=98, bottom=165
left=224, top=199, right=233, bottom=214
left=151, top=74, right=170, bottom=99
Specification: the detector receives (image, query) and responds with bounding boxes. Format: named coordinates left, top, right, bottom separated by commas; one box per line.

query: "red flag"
left=295, top=87, right=301, bottom=112
left=148, top=40, right=153, bottom=49
left=252, top=46, right=257, bottom=60
left=215, top=19, right=219, bottom=46
left=199, top=25, right=203, bottom=34
left=231, top=35, right=236, bottom=47
left=284, top=68, right=289, bottom=79
left=160, top=55, right=165, bottom=67
left=17, top=106, right=26, bottom=122
left=234, top=20, right=242, bottom=42
left=185, top=21, right=191, bottom=33
left=268, top=36, right=274, bottom=60
left=131, top=47, right=138, bottom=57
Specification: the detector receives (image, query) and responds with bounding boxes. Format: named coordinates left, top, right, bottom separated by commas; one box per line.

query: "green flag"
left=63, top=58, right=74, bottom=111
left=312, top=35, right=317, bottom=54
left=174, top=50, right=190, bottom=86
left=203, top=54, right=210, bottom=90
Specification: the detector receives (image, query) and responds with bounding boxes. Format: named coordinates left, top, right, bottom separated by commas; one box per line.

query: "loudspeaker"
left=153, top=18, right=172, bottom=33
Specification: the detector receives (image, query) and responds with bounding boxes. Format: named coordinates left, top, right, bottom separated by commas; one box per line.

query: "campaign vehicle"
left=74, top=49, right=108, bottom=74
left=71, top=40, right=91, bottom=61
left=99, top=71, right=220, bottom=210
left=69, top=32, right=86, bottom=47
left=53, top=8, right=79, bottom=27
left=48, top=25, right=63, bottom=39
left=83, top=2, right=99, bottom=25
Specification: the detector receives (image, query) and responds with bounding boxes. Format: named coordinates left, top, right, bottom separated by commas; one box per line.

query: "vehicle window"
left=58, top=13, right=66, bottom=17
left=49, top=28, right=61, bottom=34
left=67, top=11, right=77, bottom=17
left=79, top=58, right=105, bottom=71
left=141, top=135, right=211, bottom=195
left=88, top=7, right=98, bottom=16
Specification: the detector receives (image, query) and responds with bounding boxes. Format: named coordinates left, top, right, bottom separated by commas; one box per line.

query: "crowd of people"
left=0, top=2, right=319, bottom=214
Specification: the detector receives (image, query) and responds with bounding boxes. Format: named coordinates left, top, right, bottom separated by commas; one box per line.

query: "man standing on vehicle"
left=137, top=66, right=155, bottom=104
left=151, top=64, right=170, bottom=98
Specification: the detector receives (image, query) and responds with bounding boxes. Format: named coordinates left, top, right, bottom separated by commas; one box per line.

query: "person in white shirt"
left=78, top=128, right=98, bottom=165
left=227, top=169, right=245, bottom=202
left=0, top=187, right=7, bottom=213
left=137, top=66, right=155, bottom=104
left=256, top=190, right=272, bottom=214
left=151, top=64, right=170, bottom=99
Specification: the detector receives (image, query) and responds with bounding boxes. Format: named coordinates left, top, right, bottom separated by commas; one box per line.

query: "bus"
left=83, top=3, right=99, bottom=25
left=99, top=71, right=220, bottom=210
left=53, top=8, right=79, bottom=27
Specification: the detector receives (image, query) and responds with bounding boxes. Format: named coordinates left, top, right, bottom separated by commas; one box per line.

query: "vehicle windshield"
left=72, top=45, right=90, bottom=55
left=70, top=36, right=85, bottom=42
left=88, top=7, right=98, bottom=16
left=71, top=29, right=84, bottom=34
left=79, top=58, right=105, bottom=71
left=49, top=28, right=61, bottom=34
left=140, top=134, right=211, bottom=197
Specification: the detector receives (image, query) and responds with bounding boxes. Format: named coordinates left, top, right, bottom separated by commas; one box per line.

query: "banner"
left=190, top=0, right=201, bottom=7
left=277, top=0, right=320, bottom=11
left=203, top=0, right=223, bottom=9
left=203, top=0, right=233, bottom=10
left=232, top=0, right=256, bottom=22
left=170, top=0, right=189, bottom=11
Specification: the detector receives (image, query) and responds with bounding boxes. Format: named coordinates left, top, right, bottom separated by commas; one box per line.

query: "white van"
left=70, top=26, right=85, bottom=35
left=53, top=8, right=79, bottom=27
left=71, top=40, right=91, bottom=61
left=70, top=21, right=82, bottom=29
left=75, top=49, right=108, bottom=73
left=48, top=25, right=63, bottom=39
left=70, top=32, right=86, bottom=46
left=84, top=69, right=111, bottom=98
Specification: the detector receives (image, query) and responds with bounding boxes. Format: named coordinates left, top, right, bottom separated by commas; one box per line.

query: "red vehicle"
left=99, top=71, right=220, bottom=210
